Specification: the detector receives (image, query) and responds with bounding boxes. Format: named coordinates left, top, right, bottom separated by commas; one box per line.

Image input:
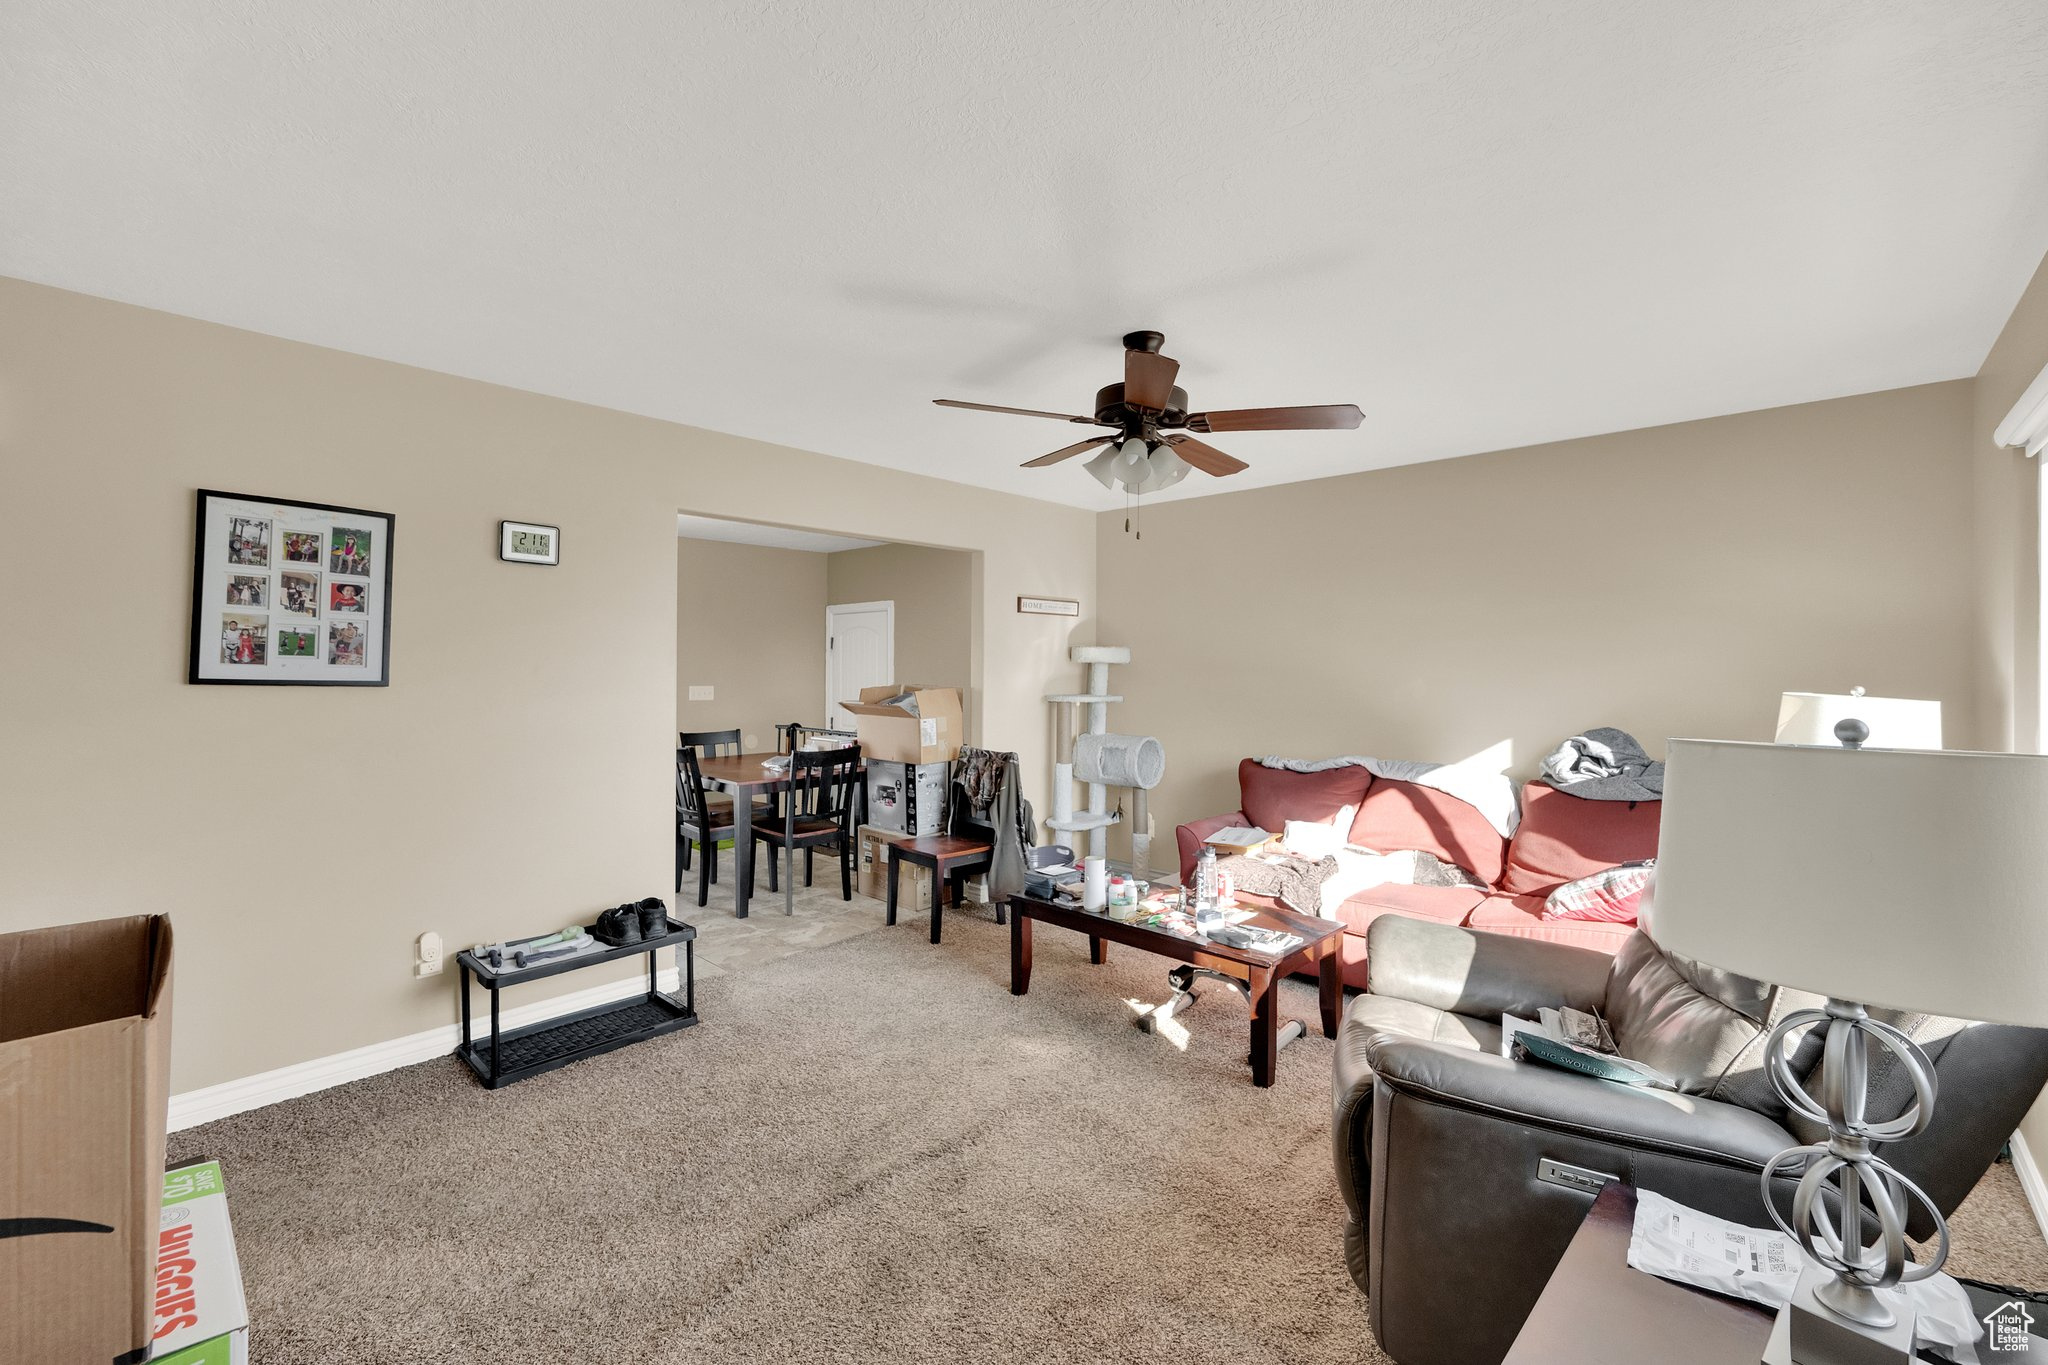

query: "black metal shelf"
left=456, top=918, right=697, bottom=987
left=456, top=991, right=695, bottom=1089
left=454, top=916, right=698, bottom=1089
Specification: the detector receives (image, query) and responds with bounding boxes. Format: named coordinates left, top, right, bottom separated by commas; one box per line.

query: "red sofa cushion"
left=1498, top=783, right=1661, bottom=895
left=1333, top=883, right=1485, bottom=937
left=1236, top=759, right=1373, bottom=835
left=1346, top=778, right=1508, bottom=885
left=1467, top=892, right=1638, bottom=953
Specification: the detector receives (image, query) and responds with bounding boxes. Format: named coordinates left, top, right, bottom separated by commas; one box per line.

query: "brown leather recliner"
left=1334, top=914, right=2048, bottom=1365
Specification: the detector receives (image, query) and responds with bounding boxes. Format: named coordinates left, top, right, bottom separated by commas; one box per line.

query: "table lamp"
left=1651, top=738, right=2048, bottom=1365
left=1775, top=689, right=1941, bottom=749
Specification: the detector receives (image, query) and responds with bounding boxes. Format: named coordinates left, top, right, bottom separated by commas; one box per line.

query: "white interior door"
left=826, top=601, right=894, bottom=730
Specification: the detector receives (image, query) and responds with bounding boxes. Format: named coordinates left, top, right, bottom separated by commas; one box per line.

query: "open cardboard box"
left=840, top=684, right=964, bottom=765
left=0, top=914, right=174, bottom=1365
left=858, top=823, right=933, bottom=903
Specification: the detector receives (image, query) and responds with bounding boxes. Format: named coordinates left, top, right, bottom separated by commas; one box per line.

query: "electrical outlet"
left=688, top=684, right=714, bottom=701
left=415, top=931, right=443, bottom=978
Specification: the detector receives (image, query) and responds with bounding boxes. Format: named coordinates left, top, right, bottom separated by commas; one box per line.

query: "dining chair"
left=776, top=724, right=864, bottom=828
left=748, top=747, right=860, bottom=915
left=676, top=747, right=740, bottom=907
left=678, top=728, right=745, bottom=758
left=677, top=728, right=769, bottom=872
left=776, top=722, right=858, bottom=754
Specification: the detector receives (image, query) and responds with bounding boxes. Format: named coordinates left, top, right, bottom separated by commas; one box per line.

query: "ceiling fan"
left=933, top=330, right=1363, bottom=496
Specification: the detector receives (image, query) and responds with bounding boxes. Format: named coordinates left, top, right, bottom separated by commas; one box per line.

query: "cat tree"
left=1045, top=645, right=1165, bottom=870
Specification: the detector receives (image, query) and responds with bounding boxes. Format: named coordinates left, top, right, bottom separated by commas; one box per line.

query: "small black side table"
left=885, top=834, right=995, bottom=944
left=455, top=920, right=697, bottom=1089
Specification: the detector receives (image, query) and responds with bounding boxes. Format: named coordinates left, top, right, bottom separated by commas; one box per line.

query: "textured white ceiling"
left=7, top=3, right=2048, bottom=509
left=675, top=513, right=879, bottom=554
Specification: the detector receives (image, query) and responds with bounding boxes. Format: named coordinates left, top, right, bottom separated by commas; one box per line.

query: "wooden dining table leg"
left=731, top=782, right=753, bottom=918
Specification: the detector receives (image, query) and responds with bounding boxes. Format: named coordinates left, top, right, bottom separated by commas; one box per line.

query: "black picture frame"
left=187, top=489, right=395, bottom=686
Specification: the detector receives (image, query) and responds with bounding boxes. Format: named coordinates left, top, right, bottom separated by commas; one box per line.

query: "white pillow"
left=1283, top=818, right=1347, bottom=859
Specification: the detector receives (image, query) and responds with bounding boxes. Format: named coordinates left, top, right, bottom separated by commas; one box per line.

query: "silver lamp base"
left=1758, top=999, right=1946, bottom=1365
left=1761, top=1261, right=1917, bottom=1365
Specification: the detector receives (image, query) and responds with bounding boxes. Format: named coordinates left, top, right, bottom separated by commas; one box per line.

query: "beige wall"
left=1096, top=382, right=1977, bottom=870
left=825, top=542, right=975, bottom=716
left=676, top=538, right=826, bottom=747
left=0, top=277, right=1096, bottom=1094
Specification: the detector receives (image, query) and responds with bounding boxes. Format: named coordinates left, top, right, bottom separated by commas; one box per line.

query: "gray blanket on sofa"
left=1539, top=727, right=1664, bottom=800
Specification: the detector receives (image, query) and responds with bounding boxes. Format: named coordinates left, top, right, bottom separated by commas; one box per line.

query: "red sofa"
left=1175, top=759, right=1659, bottom=990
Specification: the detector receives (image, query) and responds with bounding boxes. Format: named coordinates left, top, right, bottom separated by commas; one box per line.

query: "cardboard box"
left=857, top=824, right=933, bottom=904
left=152, top=1160, right=249, bottom=1365
left=864, top=759, right=950, bottom=837
left=0, top=914, right=174, bottom=1365
left=840, top=684, right=964, bottom=764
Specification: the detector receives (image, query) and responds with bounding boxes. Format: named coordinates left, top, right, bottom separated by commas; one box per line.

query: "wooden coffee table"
left=1006, top=892, right=1344, bottom=1086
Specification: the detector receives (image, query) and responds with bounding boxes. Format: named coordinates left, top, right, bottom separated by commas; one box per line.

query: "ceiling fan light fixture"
left=1082, top=447, right=1122, bottom=490
left=933, top=329, right=1362, bottom=496
left=1144, top=445, right=1191, bottom=490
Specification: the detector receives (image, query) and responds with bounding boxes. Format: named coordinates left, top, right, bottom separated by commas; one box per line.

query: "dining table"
left=692, top=750, right=863, bottom=917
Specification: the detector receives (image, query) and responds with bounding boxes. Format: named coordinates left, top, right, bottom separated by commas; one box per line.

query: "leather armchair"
left=1334, top=915, right=2048, bottom=1365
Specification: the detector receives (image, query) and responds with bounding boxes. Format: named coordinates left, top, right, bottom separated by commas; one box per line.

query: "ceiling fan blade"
left=1021, top=436, right=1114, bottom=468
left=1185, top=404, right=1364, bottom=432
left=1163, top=433, right=1249, bottom=477
left=1124, top=349, right=1180, bottom=412
left=933, top=399, right=1112, bottom=425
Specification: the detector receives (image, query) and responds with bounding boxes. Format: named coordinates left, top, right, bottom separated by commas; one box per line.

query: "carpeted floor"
left=171, top=894, right=2048, bottom=1363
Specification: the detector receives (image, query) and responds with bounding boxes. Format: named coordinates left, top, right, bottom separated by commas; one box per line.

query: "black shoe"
left=595, top=905, right=642, bottom=946
left=635, top=897, right=668, bottom=940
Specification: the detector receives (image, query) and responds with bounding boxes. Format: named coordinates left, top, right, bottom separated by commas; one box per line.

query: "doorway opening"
left=674, top=513, right=974, bottom=753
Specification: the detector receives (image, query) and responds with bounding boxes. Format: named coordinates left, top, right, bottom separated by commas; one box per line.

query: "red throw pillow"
left=1236, top=759, right=1373, bottom=835
left=1500, top=783, right=1661, bottom=895
left=1542, top=861, right=1655, bottom=923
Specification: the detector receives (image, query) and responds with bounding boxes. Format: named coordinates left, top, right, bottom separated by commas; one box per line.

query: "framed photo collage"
left=188, top=490, right=395, bottom=686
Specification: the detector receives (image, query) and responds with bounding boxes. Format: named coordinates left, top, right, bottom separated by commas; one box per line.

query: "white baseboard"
left=168, top=964, right=683, bottom=1132
left=2009, top=1130, right=2048, bottom=1246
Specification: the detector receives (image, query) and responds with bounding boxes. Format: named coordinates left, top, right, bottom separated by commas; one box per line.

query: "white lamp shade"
left=1082, top=448, right=1121, bottom=490
left=1134, top=446, right=1189, bottom=494
left=1775, top=691, right=1941, bottom=749
left=1650, top=739, right=2048, bottom=1025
